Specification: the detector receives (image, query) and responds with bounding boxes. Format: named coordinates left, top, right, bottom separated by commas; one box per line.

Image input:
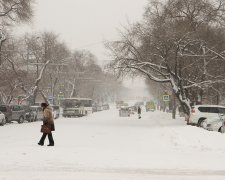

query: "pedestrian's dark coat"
left=43, top=106, right=55, bottom=131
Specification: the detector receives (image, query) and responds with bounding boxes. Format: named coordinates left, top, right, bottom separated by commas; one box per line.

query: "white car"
left=0, top=111, right=6, bottom=126
left=51, top=105, right=60, bottom=119
left=206, top=118, right=224, bottom=133
left=30, top=106, right=43, bottom=121
left=188, top=105, right=225, bottom=127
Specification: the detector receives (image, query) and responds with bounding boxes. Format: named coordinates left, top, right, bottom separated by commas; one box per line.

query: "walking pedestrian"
left=138, top=106, right=141, bottom=119
left=38, top=102, right=55, bottom=146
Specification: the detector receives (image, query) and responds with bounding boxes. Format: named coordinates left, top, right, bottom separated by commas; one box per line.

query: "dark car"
left=0, top=105, right=26, bottom=123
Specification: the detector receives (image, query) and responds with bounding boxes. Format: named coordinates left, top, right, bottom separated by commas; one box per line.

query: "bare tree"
left=0, top=0, right=33, bottom=24
left=0, top=0, right=33, bottom=65
left=107, top=0, right=225, bottom=120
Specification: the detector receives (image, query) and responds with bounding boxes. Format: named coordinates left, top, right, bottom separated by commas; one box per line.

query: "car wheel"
left=0, top=118, right=6, bottom=126
left=197, top=118, right=206, bottom=127
left=18, top=116, right=24, bottom=124
left=200, top=120, right=207, bottom=129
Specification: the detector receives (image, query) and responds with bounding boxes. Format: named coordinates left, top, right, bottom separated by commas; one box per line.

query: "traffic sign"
left=48, top=95, right=53, bottom=100
left=58, top=92, right=64, bottom=99
left=163, top=95, right=170, bottom=101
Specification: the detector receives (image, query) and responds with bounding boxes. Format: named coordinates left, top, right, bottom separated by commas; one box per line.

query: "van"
left=0, top=105, right=26, bottom=123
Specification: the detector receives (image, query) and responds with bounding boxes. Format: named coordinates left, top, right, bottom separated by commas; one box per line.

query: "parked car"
left=102, top=104, right=110, bottom=110
left=97, top=105, right=103, bottom=111
left=22, top=105, right=35, bottom=122
left=188, top=105, right=225, bottom=127
left=0, top=105, right=26, bottom=123
left=206, top=117, right=225, bottom=133
left=0, top=111, right=6, bottom=126
left=30, top=106, right=43, bottom=121
left=119, top=107, right=130, bottom=117
left=51, top=105, right=60, bottom=119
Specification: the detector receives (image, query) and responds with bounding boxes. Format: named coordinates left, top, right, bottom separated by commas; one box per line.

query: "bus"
left=61, top=98, right=92, bottom=117
left=145, top=101, right=156, bottom=112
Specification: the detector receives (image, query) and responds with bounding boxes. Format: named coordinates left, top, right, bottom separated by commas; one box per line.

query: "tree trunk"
left=170, top=76, right=191, bottom=123
left=172, top=91, right=176, bottom=119
left=40, top=90, right=49, bottom=104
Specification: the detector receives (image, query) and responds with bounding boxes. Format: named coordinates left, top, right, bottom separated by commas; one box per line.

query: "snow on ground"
left=1, top=106, right=225, bottom=180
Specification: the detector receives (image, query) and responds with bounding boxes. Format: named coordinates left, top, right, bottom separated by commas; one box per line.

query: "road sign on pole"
left=57, top=92, right=64, bottom=105
left=58, top=92, right=64, bottom=99
left=48, top=95, right=53, bottom=104
left=163, top=95, right=170, bottom=102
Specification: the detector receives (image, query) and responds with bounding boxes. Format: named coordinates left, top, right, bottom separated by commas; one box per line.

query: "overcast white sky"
left=17, top=0, right=149, bottom=89
left=18, top=0, right=147, bottom=64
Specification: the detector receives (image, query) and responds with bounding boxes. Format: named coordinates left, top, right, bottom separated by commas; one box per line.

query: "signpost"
left=162, top=93, right=170, bottom=113
left=163, top=95, right=170, bottom=102
left=57, top=92, right=64, bottom=104
left=163, top=92, right=176, bottom=119
left=48, top=95, right=53, bottom=104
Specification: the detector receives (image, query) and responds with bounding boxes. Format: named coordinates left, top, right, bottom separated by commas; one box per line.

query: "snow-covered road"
left=1, top=108, right=225, bottom=180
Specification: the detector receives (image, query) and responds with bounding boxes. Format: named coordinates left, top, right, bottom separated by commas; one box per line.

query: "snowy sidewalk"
left=0, top=109, right=225, bottom=180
